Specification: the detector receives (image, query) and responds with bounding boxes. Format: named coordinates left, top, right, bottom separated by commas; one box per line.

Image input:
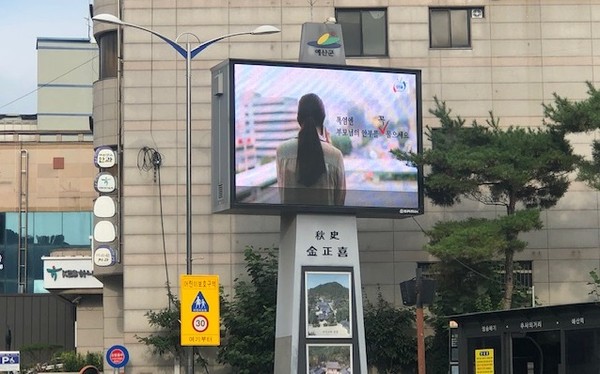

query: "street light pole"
left=92, top=13, right=279, bottom=276
left=92, top=13, right=280, bottom=372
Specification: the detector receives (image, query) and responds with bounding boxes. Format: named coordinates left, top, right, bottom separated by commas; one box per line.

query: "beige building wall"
left=0, top=140, right=96, bottom=212
left=92, top=0, right=600, bottom=372
left=75, top=295, right=104, bottom=354
left=37, top=38, right=98, bottom=132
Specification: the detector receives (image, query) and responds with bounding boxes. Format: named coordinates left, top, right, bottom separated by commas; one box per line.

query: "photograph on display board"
left=307, top=343, right=352, bottom=374
left=232, top=61, right=421, bottom=211
left=305, top=271, right=352, bottom=338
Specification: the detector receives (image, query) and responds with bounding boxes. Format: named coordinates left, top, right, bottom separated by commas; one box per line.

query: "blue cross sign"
left=192, top=291, right=209, bottom=312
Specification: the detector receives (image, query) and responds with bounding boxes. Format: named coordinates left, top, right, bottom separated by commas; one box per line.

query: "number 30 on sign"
left=193, top=315, right=208, bottom=332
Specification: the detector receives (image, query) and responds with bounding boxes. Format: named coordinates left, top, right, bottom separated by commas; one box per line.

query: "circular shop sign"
left=106, top=344, right=129, bottom=369
left=94, top=246, right=117, bottom=267
left=94, top=172, right=116, bottom=193
left=94, top=147, right=116, bottom=168
left=192, top=315, right=209, bottom=333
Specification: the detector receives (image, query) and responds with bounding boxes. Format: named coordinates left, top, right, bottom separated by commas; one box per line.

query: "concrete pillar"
left=274, top=214, right=367, bottom=373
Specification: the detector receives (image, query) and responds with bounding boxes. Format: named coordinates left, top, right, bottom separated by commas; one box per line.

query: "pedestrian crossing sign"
left=192, top=291, right=209, bottom=312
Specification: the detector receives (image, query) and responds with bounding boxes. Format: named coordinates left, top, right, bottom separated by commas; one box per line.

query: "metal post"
left=184, top=40, right=195, bottom=374
left=185, top=40, right=193, bottom=276
left=416, top=267, right=426, bottom=374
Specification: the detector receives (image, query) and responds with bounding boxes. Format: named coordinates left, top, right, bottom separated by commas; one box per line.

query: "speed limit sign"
left=192, top=315, right=209, bottom=333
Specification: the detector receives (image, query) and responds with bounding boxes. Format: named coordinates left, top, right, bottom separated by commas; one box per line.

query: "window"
left=98, top=31, right=118, bottom=79
left=429, top=8, right=473, bottom=49
left=336, top=8, right=387, bottom=57
left=0, top=212, right=92, bottom=293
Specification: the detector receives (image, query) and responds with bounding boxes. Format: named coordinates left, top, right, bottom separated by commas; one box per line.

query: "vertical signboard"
left=180, top=274, right=220, bottom=346
left=93, top=146, right=119, bottom=272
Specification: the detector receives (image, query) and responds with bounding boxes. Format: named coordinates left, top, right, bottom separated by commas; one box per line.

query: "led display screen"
left=211, top=59, right=423, bottom=217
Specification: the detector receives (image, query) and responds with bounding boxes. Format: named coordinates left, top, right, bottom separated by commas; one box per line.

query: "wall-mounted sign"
left=41, top=256, right=103, bottom=289
left=299, top=22, right=346, bottom=65
left=94, top=147, right=116, bottom=168
left=475, top=348, right=494, bottom=374
left=94, top=246, right=117, bottom=267
left=94, top=196, right=116, bottom=218
left=94, top=221, right=116, bottom=243
left=94, top=172, right=116, bottom=193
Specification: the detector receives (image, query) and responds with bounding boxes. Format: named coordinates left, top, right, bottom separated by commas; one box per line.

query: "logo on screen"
left=308, top=32, right=341, bottom=48
left=393, top=79, right=408, bottom=93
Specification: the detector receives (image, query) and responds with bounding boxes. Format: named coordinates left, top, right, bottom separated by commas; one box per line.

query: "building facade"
left=91, top=0, right=600, bottom=372
left=0, top=37, right=102, bottom=355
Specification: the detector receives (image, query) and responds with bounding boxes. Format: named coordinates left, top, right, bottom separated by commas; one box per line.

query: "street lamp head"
left=92, top=13, right=125, bottom=26
left=251, top=25, right=281, bottom=35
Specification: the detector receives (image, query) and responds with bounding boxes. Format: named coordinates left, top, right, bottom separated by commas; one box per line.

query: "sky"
left=0, top=0, right=92, bottom=114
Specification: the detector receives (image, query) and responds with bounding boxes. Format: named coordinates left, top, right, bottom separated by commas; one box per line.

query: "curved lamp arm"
left=92, top=13, right=280, bottom=59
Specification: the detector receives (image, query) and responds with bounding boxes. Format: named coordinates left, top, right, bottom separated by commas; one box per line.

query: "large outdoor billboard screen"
left=211, top=59, right=423, bottom=218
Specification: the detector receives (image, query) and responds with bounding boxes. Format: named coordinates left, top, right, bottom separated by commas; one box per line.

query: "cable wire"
left=0, top=55, right=98, bottom=111
left=136, top=146, right=173, bottom=307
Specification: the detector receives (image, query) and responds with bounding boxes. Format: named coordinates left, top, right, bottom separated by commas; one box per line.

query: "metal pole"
left=185, top=40, right=195, bottom=374
left=185, top=40, right=193, bottom=276
left=416, top=267, right=426, bottom=374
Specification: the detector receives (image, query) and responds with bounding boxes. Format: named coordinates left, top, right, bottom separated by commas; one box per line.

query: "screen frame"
left=218, top=58, right=424, bottom=218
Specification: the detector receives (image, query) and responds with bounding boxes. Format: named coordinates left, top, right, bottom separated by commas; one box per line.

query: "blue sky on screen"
left=0, top=0, right=91, bottom=114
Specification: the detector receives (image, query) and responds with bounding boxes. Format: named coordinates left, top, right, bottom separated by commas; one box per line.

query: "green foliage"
left=218, top=246, right=278, bottom=374
left=394, top=97, right=578, bottom=211
left=426, top=210, right=542, bottom=262
left=544, top=82, right=600, bottom=189
left=135, top=292, right=208, bottom=372
left=425, top=318, right=450, bottom=374
left=394, top=97, right=577, bottom=309
left=51, top=351, right=103, bottom=372
left=363, top=289, right=417, bottom=373
left=588, top=268, right=600, bottom=300
left=19, top=343, right=63, bottom=370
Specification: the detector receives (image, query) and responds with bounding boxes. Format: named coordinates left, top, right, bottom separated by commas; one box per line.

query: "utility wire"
left=0, top=55, right=98, bottom=111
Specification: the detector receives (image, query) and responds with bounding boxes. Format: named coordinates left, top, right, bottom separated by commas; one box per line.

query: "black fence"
left=0, top=294, right=75, bottom=351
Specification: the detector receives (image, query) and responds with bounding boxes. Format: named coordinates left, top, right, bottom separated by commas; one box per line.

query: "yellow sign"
left=475, top=348, right=494, bottom=374
left=180, top=274, right=220, bottom=346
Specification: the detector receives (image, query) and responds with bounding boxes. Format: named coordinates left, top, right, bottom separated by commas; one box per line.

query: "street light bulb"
left=92, top=13, right=124, bottom=26
left=251, top=25, right=281, bottom=35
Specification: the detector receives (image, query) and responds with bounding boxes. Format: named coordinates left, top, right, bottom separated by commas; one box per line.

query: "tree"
left=363, top=288, right=417, bottom=373
left=135, top=292, right=209, bottom=373
left=394, top=97, right=579, bottom=309
left=543, top=82, right=600, bottom=188
left=218, top=246, right=278, bottom=373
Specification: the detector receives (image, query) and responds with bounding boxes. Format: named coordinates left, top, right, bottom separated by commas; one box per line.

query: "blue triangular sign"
left=192, top=291, right=209, bottom=312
